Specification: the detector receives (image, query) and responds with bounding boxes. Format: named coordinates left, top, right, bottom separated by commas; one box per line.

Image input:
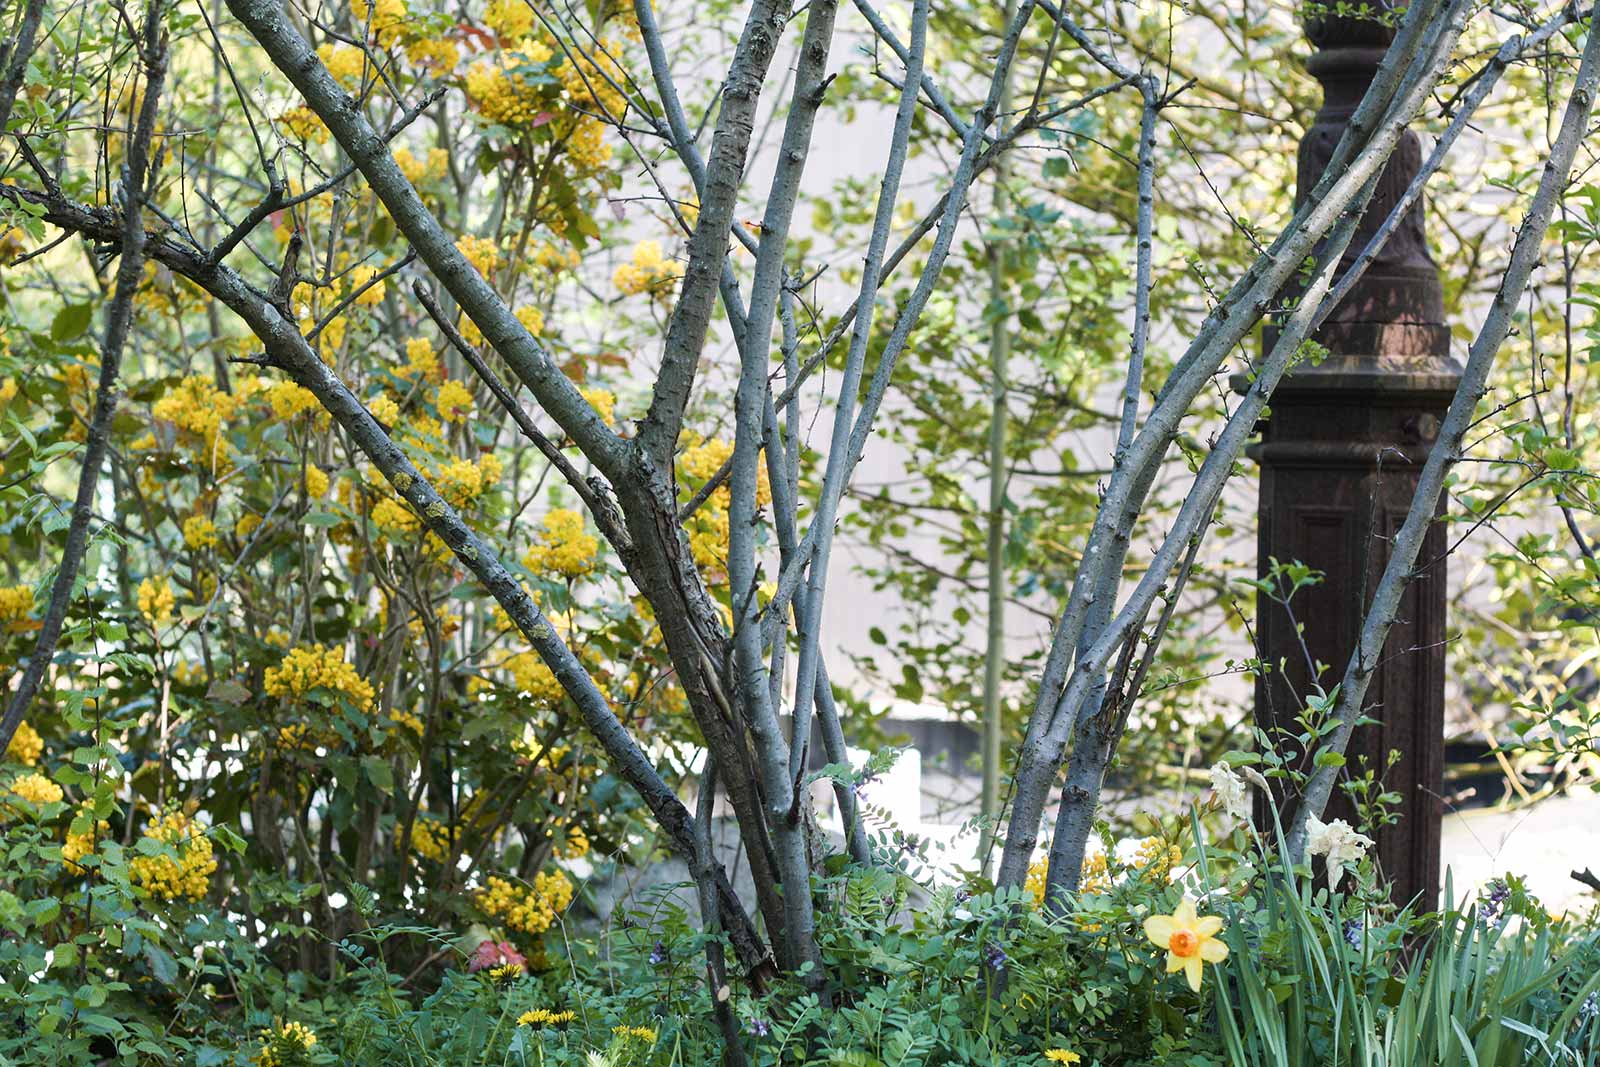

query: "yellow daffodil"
left=1143, top=895, right=1228, bottom=991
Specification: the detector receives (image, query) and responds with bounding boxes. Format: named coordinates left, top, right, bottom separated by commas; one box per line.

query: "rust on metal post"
left=1246, top=3, right=1459, bottom=908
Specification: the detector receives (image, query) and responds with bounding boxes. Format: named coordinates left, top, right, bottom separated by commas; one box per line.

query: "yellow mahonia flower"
left=404, top=36, right=458, bottom=70
left=235, top=513, right=263, bottom=540
left=348, top=264, right=387, bottom=307
left=129, top=809, right=218, bottom=901
left=464, top=43, right=556, bottom=128
left=1026, top=850, right=1111, bottom=908
left=371, top=496, right=421, bottom=534
left=686, top=502, right=729, bottom=572
left=137, top=576, right=175, bottom=625
left=1144, top=896, right=1228, bottom=992
left=8, top=771, right=63, bottom=807
left=436, top=379, right=474, bottom=422
left=555, top=824, right=589, bottom=859
left=522, top=508, right=598, bottom=578
left=403, top=337, right=441, bottom=380
left=558, top=38, right=627, bottom=115
left=612, top=240, right=682, bottom=296
left=484, top=0, right=533, bottom=39
left=369, top=394, right=401, bottom=424
left=581, top=387, right=616, bottom=427
left=1133, top=835, right=1185, bottom=881
left=0, top=584, right=34, bottom=622
left=515, top=304, right=544, bottom=336
left=567, top=113, right=612, bottom=169
left=478, top=871, right=574, bottom=935
left=254, top=1021, right=317, bottom=1067
left=410, top=815, right=452, bottom=863
left=456, top=234, right=503, bottom=277
left=303, top=463, right=330, bottom=498
left=532, top=241, right=579, bottom=274
left=152, top=375, right=238, bottom=457
left=276, top=106, right=329, bottom=144
left=182, top=516, right=219, bottom=550
left=264, top=644, right=375, bottom=709
left=501, top=651, right=565, bottom=704
left=5, top=721, right=43, bottom=766
left=317, top=42, right=368, bottom=88
left=266, top=381, right=320, bottom=420
left=393, top=145, right=450, bottom=183
left=351, top=0, right=408, bottom=45
left=62, top=809, right=109, bottom=869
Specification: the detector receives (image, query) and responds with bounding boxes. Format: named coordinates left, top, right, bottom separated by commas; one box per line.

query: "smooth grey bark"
left=998, top=0, right=1465, bottom=890
left=636, top=0, right=789, bottom=467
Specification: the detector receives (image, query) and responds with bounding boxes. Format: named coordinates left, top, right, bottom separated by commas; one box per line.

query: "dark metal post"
left=1247, top=8, right=1458, bottom=907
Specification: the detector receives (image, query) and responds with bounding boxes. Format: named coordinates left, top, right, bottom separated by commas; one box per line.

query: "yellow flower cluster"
left=62, top=813, right=108, bottom=868
left=266, top=381, right=320, bottom=420
left=264, top=644, right=376, bottom=709
left=555, top=824, right=589, bottom=859
left=255, top=1021, right=318, bottom=1067
left=582, top=387, right=616, bottom=426
left=5, top=721, right=42, bottom=765
left=516, top=304, right=545, bottom=336
left=182, top=515, right=220, bottom=550
left=152, top=375, right=237, bottom=460
left=318, top=42, right=368, bottom=88
left=351, top=0, right=408, bottom=46
left=303, top=463, right=331, bottom=498
left=394, top=145, right=449, bottom=183
left=478, top=871, right=574, bottom=935
left=436, top=379, right=474, bottom=421
left=613, top=1025, right=657, bottom=1045
left=8, top=771, right=63, bottom=807
left=522, top=509, right=598, bottom=579
left=432, top=453, right=501, bottom=507
left=369, top=394, right=401, bottom=425
left=138, top=576, right=175, bottom=625
left=129, top=809, right=217, bottom=901
left=348, top=264, right=387, bottom=307
left=501, top=651, right=566, bottom=704
left=404, top=337, right=442, bottom=380
left=465, top=41, right=557, bottom=128
left=411, top=816, right=452, bottom=862
left=405, top=35, right=458, bottom=70
left=1133, top=836, right=1184, bottom=881
left=517, top=1008, right=575, bottom=1027
left=484, top=0, right=533, bottom=39
left=612, top=240, right=682, bottom=296
left=277, top=106, right=329, bottom=144
left=456, top=234, right=504, bottom=277
left=1025, top=850, right=1111, bottom=908
left=559, top=40, right=627, bottom=116
left=0, top=584, right=32, bottom=621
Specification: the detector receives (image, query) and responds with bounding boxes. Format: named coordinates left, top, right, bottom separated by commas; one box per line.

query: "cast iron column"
left=1247, top=8, right=1458, bottom=907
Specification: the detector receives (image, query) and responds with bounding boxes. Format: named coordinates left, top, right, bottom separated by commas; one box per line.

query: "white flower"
left=1304, top=814, right=1373, bottom=890
left=1208, top=763, right=1252, bottom=828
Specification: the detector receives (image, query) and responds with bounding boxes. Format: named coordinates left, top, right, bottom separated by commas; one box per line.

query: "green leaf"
left=51, top=303, right=94, bottom=340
